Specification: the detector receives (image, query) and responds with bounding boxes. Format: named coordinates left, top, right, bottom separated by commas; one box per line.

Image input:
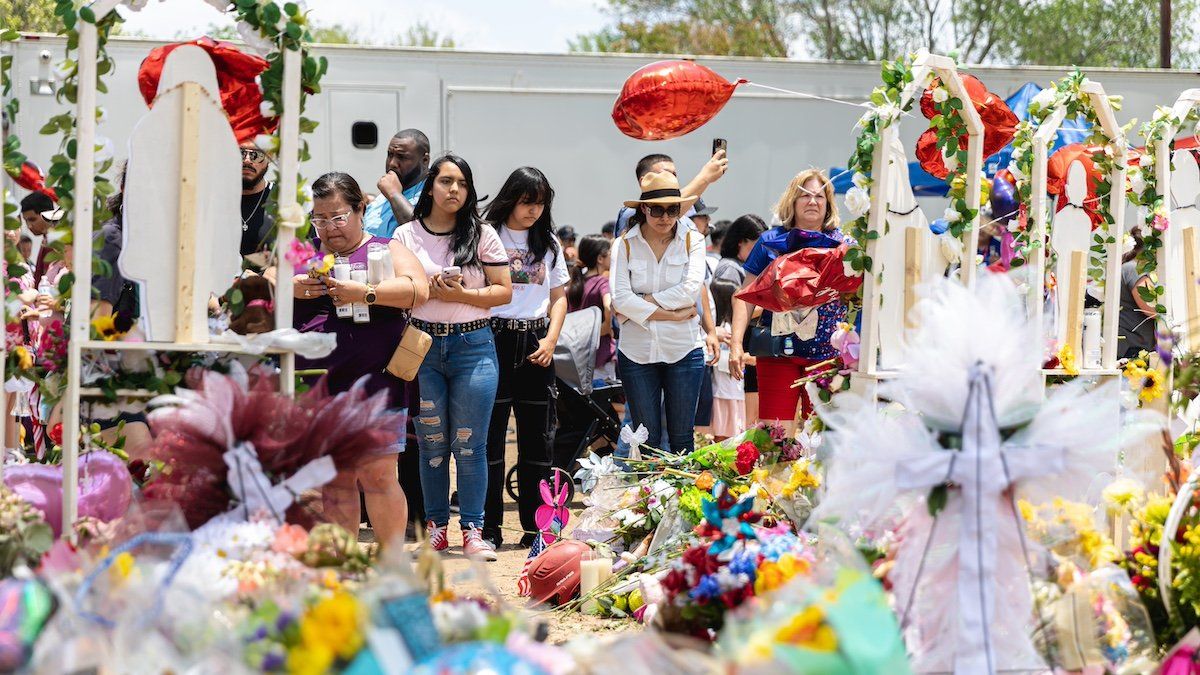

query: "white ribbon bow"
left=620, top=424, right=650, bottom=460
left=894, top=364, right=1064, bottom=675
left=217, top=442, right=337, bottom=524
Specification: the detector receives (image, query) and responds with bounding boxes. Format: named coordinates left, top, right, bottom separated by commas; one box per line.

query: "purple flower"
left=275, top=611, right=296, bottom=633
left=1156, top=325, right=1175, bottom=366
left=262, top=651, right=285, bottom=671
left=251, top=625, right=269, bottom=641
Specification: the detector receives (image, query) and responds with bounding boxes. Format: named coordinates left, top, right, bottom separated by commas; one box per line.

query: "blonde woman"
left=728, top=168, right=854, bottom=424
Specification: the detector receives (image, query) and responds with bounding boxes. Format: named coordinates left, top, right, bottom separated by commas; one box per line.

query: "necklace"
left=242, top=187, right=268, bottom=232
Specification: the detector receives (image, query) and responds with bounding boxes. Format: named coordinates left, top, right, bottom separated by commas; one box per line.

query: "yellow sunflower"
left=1057, top=343, right=1078, bottom=376
left=1138, top=368, right=1165, bottom=403
left=90, top=315, right=127, bottom=341
left=13, top=345, right=32, bottom=370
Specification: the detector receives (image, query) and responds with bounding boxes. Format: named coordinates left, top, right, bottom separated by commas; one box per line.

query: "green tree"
left=180, top=20, right=456, bottom=48
left=1, top=0, right=58, bottom=32
left=576, top=0, right=1198, bottom=68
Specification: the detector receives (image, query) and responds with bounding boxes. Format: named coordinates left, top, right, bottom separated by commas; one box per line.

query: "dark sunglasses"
left=240, top=148, right=267, bottom=162
left=644, top=204, right=682, bottom=219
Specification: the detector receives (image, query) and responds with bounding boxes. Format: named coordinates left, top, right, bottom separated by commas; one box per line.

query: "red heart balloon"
left=915, top=74, right=1018, bottom=179
left=612, top=60, right=744, bottom=140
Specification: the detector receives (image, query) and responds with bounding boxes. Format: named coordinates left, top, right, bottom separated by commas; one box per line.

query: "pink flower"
left=829, top=322, right=860, bottom=368
left=271, top=523, right=309, bottom=555
left=286, top=239, right=317, bottom=269
left=1152, top=210, right=1169, bottom=232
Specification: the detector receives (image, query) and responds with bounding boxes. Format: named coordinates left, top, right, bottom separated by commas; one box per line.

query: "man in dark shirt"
left=20, top=192, right=58, bottom=284
left=240, top=142, right=274, bottom=258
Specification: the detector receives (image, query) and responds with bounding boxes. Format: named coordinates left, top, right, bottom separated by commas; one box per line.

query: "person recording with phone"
left=365, top=128, right=431, bottom=239
left=394, top=154, right=512, bottom=561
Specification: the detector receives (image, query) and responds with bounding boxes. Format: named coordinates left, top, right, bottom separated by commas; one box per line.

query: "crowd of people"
left=8, top=118, right=1160, bottom=564
left=2, top=122, right=875, bottom=561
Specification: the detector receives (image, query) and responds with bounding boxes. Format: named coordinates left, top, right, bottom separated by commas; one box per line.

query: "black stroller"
left=505, top=306, right=621, bottom=505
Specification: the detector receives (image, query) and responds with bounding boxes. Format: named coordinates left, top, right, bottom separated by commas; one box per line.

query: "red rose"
left=49, top=423, right=63, bottom=446
left=735, top=441, right=759, bottom=475
left=681, top=544, right=720, bottom=577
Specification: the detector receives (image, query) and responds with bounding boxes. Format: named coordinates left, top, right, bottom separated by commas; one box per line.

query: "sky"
left=117, top=0, right=611, bottom=53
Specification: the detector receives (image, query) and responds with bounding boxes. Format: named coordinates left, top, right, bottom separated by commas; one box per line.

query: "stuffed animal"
left=227, top=274, right=274, bottom=335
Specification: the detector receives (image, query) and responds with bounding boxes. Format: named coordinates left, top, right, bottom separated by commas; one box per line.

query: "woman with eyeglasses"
left=290, top=171, right=429, bottom=547
left=610, top=171, right=711, bottom=454
left=394, top=154, right=512, bottom=561
left=728, top=168, right=855, bottom=427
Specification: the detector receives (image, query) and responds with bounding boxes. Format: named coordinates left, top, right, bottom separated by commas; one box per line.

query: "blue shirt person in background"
left=363, top=128, right=431, bottom=238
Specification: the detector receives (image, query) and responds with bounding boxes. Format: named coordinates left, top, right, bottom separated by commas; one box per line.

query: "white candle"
left=1082, top=309, right=1102, bottom=369
left=579, top=557, right=612, bottom=614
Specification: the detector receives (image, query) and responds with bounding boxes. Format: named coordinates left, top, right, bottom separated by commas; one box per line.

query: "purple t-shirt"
left=293, top=236, right=408, bottom=409
left=569, top=275, right=615, bottom=368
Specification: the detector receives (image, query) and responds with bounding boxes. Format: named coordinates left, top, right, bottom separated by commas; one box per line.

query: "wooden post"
left=173, top=83, right=201, bottom=343
left=1081, top=82, right=1127, bottom=370
left=62, top=19, right=103, bottom=536
left=274, top=48, right=302, bottom=397
left=1066, top=250, right=1087, bottom=362
left=904, top=227, right=924, bottom=330
left=1183, top=226, right=1200, bottom=348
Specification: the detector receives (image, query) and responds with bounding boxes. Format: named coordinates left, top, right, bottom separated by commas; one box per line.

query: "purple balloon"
left=3, top=452, right=132, bottom=537
left=990, top=176, right=1019, bottom=225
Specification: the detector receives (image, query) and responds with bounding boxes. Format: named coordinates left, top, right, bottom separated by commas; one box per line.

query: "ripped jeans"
left=414, top=326, right=499, bottom=529
left=484, top=325, right=556, bottom=542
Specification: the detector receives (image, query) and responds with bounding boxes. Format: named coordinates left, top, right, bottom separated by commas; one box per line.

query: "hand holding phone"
left=441, top=266, right=462, bottom=279
left=712, top=138, right=727, bottom=157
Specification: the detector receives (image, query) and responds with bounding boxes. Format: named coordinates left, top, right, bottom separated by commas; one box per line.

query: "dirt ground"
left=364, top=421, right=637, bottom=644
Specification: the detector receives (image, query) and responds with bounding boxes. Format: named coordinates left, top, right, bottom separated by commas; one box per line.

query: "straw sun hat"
left=623, top=171, right=700, bottom=210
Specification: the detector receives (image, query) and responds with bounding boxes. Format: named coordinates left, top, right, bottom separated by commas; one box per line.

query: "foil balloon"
left=138, top=36, right=274, bottom=144
left=915, top=74, right=1018, bottom=179
left=990, top=175, right=1019, bottom=225
left=612, top=60, right=745, bottom=140
left=1047, top=143, right=1104, bottom=229
left=3, top=451, right=132, bottom=537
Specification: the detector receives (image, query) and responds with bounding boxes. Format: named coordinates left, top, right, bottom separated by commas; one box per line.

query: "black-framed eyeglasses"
left=645, top=204, right=681, bottom=219
left=311, top=211, right=353, bottom=229
left=241, top=148, right=267, bottom=163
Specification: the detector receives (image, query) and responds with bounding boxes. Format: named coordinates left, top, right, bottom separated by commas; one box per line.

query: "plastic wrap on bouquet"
left=1038, top=566, right=1158, bottom=674
left=734, top=244, right=861, bottom=314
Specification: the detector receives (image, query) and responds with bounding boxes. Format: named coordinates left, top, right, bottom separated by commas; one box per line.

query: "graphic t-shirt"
left=394, top=219, right=508, bottom=324
left=492, top=226, right=570, bottom=320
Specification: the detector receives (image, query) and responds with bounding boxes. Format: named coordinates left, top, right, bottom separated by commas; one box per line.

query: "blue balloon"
left=929, top=218, right=950, bottom=235
left=990, top=176, right=1019, bottom=224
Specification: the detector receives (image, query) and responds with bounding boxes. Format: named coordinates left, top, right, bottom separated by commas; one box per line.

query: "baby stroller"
left=505, top=306, right=621, bottom=505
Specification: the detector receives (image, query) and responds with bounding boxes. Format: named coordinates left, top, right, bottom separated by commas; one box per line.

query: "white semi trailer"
left=7, top=33, right=1200, bottom=231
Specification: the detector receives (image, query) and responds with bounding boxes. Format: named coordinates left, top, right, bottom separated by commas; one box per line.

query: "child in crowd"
left=566, top=234, right=616, bottom=384
left=709, top=279, right=744, bottom=440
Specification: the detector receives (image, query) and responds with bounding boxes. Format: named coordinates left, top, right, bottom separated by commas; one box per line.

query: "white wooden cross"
left=1028, top=79, right=1127, bottom=376
left=1153, top=88, right=1200, bottom=351
left=895, top=363, right=1065, bottom=674
left=60, top=0, right=306, bottom=535
left=854, top=51, right=982, bottom=395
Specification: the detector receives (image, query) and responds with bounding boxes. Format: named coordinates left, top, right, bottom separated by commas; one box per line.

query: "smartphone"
left=712, top=138, right=727, bottom=156
left=441, top=266, right=461, bottom=278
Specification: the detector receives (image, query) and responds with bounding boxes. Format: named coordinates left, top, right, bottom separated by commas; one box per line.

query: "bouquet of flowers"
left=0, top=484, right=52, bottom=577
left=658, top=483, right=815, bottom=640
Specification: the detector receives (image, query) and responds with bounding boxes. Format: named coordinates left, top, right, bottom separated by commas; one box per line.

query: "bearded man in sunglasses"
left=239, top=142, right=276, bottom=259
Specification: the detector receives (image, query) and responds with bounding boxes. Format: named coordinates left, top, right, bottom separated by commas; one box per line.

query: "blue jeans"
left=617, top=348, right=705, bottom=454
left=414, top=326, right=499, bottom=529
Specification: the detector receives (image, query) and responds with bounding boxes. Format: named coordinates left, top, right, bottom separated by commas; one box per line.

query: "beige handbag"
left=385, top=276, right=431, bottom=381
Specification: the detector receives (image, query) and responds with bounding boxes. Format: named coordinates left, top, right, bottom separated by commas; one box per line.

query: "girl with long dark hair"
left=395, top=155, right=512, bottom=560
left=480, top=167, right=569, bottom=548
left=567, top=234, right=615, bottom=380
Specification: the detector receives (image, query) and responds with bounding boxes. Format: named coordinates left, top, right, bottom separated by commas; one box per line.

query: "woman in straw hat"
left=610, top=170, right=712, bottom=454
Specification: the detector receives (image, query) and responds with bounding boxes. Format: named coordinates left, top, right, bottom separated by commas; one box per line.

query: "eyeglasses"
left=240, top=148, right=267, bottom=163
left=311, top=211, right=353, bottom=229
left=644, top=204, right=682, bottom=219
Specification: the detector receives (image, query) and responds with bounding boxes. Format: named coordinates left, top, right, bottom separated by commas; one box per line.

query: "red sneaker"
left=426, top=521, right=448, bottom=551
left=462, top=525, right=498, bottom=561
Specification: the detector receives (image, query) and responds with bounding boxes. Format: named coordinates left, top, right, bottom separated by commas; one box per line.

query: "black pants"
left=485, top=325, right=556, bottom=542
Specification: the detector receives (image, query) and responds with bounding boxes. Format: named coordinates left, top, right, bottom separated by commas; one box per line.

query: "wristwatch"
left=364, top=284, right=377, bottom=305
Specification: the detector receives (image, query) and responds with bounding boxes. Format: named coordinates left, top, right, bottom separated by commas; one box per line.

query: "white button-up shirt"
left=610, top=223, right=707, bottom=364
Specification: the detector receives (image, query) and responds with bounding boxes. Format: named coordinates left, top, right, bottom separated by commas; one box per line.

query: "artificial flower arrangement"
left=0, top=484, right=53, bottom=577
left=657, top=482, right=816, bottom=641
left=1019, top=497, right=1158, bottom=673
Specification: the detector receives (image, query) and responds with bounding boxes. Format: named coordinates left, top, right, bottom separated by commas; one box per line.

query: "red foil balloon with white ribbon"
left=612, top=60, right=745, bottom=140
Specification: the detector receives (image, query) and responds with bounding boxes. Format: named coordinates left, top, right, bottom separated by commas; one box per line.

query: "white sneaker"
left=463, top=525, right=498, bottom=561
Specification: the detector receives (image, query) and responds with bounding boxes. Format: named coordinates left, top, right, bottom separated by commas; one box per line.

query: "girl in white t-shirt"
left=709, top=279, right=745, bottom=440
left=480, top=167, right=569, bottom=549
